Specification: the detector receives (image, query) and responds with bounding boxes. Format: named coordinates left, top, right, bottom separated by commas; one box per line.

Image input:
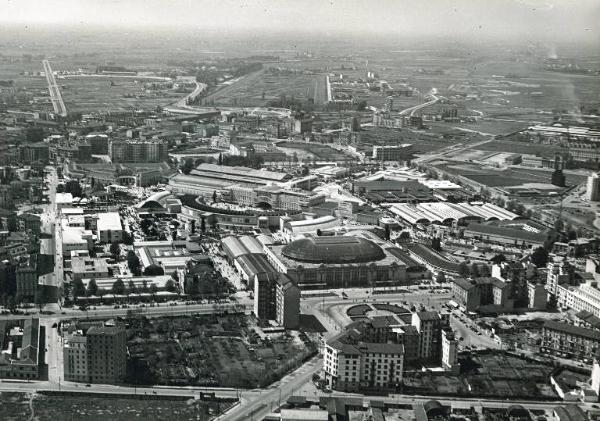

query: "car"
left=85, top=384, right=91, bottom=387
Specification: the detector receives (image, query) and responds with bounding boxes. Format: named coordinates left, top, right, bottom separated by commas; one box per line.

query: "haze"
left=1, top=0, right=599, bottom=43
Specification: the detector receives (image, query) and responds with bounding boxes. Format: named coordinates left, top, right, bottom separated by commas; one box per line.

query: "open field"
left=200, top=68, right=328, bottom=107
left=59, top=76, right=182, bottom=112
left=276, top=141, right=348, bottom=161
left=127, top=314, right=317, bottom=389
left=0, top=391, right=232, bottom=421
left=403, top=351, right=557, bottom=400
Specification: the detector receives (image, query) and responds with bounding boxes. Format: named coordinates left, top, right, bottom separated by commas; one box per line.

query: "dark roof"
left=544, top=320, right=600, bottom=341
left=575, top=310, right=600, bottom=329
left=423, top=400, right=444, bottom=415
left=237, top=253, right=276, bottom=276
left=281, top=236, right=385, bottom=264
left=87, top=324, right=125, bottom=336
left=465, top=222, right=548, bottom=243
left=553, top=405, right=589, bottom=421
left=417, top=311, right=440, bottom=322
left=507, top=405, right=528, bottom=416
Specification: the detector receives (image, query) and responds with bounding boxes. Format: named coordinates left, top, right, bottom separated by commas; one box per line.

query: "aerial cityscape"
left=0, top=0, right=600, bottom=420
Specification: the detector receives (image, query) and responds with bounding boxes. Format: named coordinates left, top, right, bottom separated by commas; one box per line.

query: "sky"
left=1, top=0, right=599, bottom=42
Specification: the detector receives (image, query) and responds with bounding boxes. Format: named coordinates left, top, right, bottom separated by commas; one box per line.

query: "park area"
left=127, top=314, right=318, bottom=389
left=0, top=391, right=232, bottom=421
left=403, top=351, right=557, bottom=400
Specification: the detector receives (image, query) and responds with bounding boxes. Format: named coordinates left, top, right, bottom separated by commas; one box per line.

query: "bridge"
left=42, top=60, right=67, bottom=117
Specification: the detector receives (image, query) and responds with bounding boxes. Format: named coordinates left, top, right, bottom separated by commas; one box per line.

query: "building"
left=230, top=185, right=326, bottom=211
left=97, top=212, right=123, bottom=243
left=441, top=328, right=458, bottom=372
left=19, top=143, right=49, bottom=164
left=462, top=221, right=553, bottom=249
left=371, top=144, right=413, bottom=162
left=547, top=257, right=574, bottom=296
left=87, top=134, right=110, bottom=155
left=71, top=257, right=110, bottom=282
left=587, top=173, right=600, bottom=202
left=0, top=319, right=41, bottom=379
left=541, top=320, right=600, bottom=363
left=109, top=139, right=168, bottom=163
left=411, top=311, right=449, bottom=361
left=86, top=323, right=127, bottom=384
left=254, top=270, right=301, bottom=329
left=324, top=326, right=404, bottom=392
left=451, top=277, right=512, bottom=312
left=527, top=281, right=548, bottom=310
left=264, top=234, right=407, bottom=290
left=63, top=333, right=88, bottom=382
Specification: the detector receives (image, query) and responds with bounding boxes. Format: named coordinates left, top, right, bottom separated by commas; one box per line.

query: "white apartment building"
left=323, top=328, right=404, bottom=392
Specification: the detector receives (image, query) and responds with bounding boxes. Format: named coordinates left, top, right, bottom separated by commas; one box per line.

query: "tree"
left=458, top=261, right=470, bottom=277
left=218, top=153, right=223, bottom=165
left=200, top=217, right=206, bottom=233
left=56, top=184, right=65, bottom=194
left=109, top=241, right=121, bottom=259
left=165, top=279, right=177, bottom=293
left=72, top=278, right=86, bottom=299
left=127, top=251, right=141, bottom=276
left=436, top=272, right=447, bottom=283
left=143, top=264, right=165, bottom=276
left=128, top=280, right=136, bottom=295
left=479, top=263, right=491, bottom=277
left=491, top=254, right=506, bottom=265
left=150, top=284, right=158, bottom=295
left=530, top=247, right=549, bottom=268
left=35, top=288, right=46, bottom=311
left=140, top=219, right=153, bottom=233
left=87, top=279, right=98, bottom=297
left=181, top=158, right=194, bottom=175
left=122, top=231, right=134, bottom=245
left=141, top=280, right=149, bottom=293
left=470, top=262, right=479, bottom=277
left=112, top=279, right=125, bottom=295
left=398, top=231, right=411, bottom=241
left=212, top=190, right=217, bottom=203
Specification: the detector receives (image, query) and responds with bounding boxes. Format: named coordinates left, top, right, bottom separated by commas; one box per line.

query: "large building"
left=587, top=173, right=600, bottom=202
left=324, top=312, right=457, bottom=392
left=371, top=144, right=413, bottom=162
left=96, top=212, right=123, bottom=244
left=0, top=319, right=41, bottom=379
left=541, top=320, right=600, bottom=363
left=264, top=234, right=407, bottom=290
left=82, top=323, right=126, bottom=384
left=324, top=325, right=405, bottom=393
left=109, top=139, right=168, bottom=163
left=254, top=271, right=301, bottom=329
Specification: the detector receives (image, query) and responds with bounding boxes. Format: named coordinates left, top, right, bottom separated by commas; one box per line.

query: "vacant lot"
left=202, top=69, right=328, bottom=107
left=127, top=314, right=317, bottom=389
left=0, top=392, right=232, bottom=421
left=403, top=351, right=557, bottom=400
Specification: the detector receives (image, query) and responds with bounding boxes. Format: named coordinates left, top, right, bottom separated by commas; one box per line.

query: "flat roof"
left=97, top=212, right=122, bottom=232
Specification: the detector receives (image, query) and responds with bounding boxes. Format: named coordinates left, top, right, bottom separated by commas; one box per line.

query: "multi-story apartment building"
left=86, top=324, right=127, bottom=384
left=411, top=311, right=449, bottom=361
left=63, top=333, right=88, bottom=382
left=541, top=320, right=600, bottom=363
left=109, top=139, right=168, bottom=163
left=324, top=312, right=457, bottom=392
left=324, top=327, right=404, bottom=393
left=371, top=144, right=413, bottom=162
left=547, top=257, right=574, bottom=296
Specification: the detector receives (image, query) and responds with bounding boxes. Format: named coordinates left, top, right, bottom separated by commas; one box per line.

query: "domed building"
left=265, top=233, right=407, bottom=289
left=281, top=236, right=386, bottom=264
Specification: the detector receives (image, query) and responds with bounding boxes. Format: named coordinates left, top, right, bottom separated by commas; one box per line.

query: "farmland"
left=127, top=314, right=318, bottom=389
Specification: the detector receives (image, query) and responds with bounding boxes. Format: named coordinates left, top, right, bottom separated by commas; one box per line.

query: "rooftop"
left=281, top=235, right=385, bottom=264
left=97, top=212, right=122, bottom=232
